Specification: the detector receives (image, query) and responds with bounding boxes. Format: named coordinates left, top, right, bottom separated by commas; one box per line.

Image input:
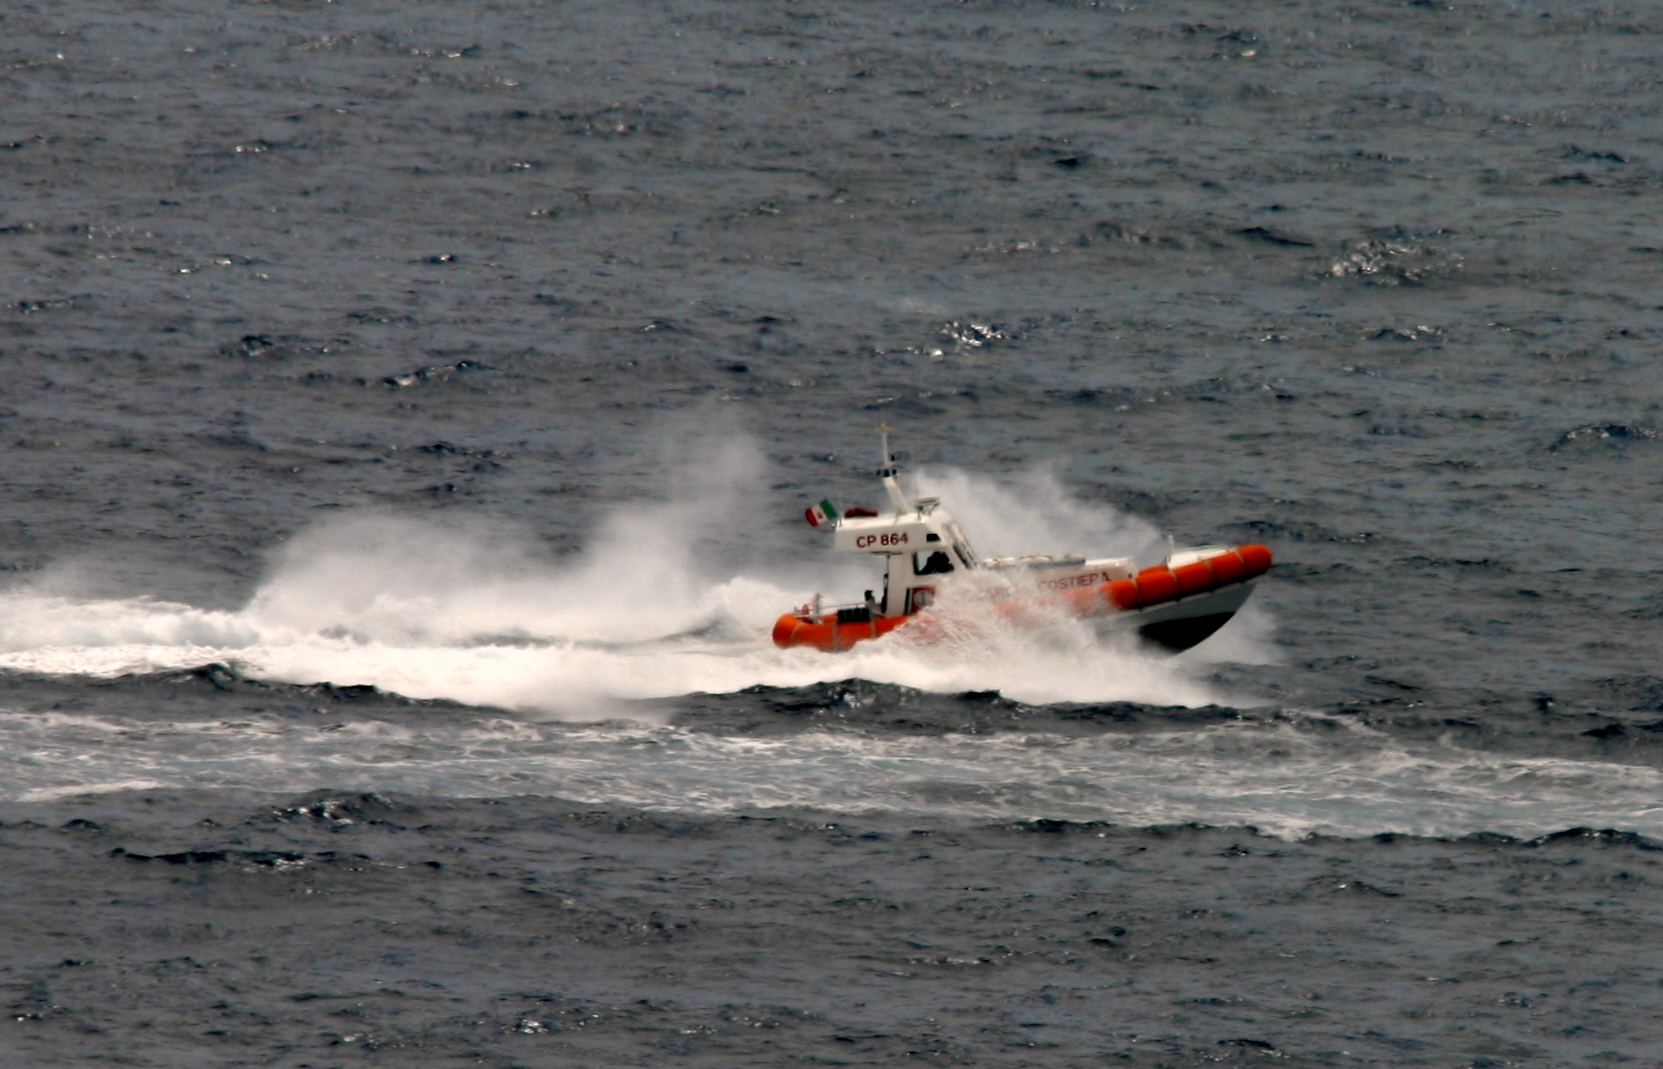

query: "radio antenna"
left=875, top=424, right=908, bottom=513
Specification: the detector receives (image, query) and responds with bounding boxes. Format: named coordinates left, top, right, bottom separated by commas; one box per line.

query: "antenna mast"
left=876, top=424, right=910, bottom=513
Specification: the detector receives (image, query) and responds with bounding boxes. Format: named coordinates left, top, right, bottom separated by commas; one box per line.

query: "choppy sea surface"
left=4, top=1, right=1663, bottom=1065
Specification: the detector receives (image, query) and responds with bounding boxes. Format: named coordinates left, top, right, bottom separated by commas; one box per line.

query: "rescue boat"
left=772, top=430, right=1272, bottom=654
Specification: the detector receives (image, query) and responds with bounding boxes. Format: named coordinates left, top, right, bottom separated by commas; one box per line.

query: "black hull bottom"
left=1138, top=612, right=1237, bottom=653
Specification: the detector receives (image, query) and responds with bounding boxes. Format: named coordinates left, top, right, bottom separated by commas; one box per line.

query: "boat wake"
left=0, top=466, right=1272, bottom=718
left=3, top=707, right=1660, bottom=841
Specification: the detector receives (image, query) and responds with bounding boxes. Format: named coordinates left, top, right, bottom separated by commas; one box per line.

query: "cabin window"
left=913, top=550, right=954, bottom=576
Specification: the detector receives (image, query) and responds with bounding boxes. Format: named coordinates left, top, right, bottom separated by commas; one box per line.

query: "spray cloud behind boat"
left=0, top=433, right=1264, bottom=716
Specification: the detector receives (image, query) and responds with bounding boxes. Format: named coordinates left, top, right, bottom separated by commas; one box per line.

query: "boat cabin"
left=833, top=495, right=980, bottom=617
left=800, top=429, right=1136, bottom=627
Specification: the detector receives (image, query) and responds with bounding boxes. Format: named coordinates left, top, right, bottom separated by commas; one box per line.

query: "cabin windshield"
left=945, top=522, right=979, bottom=569
left=913, top=550, right=954, bottom=575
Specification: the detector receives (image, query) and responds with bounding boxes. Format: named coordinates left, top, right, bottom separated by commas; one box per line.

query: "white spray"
left=0, top=439, right=1265, bottom=717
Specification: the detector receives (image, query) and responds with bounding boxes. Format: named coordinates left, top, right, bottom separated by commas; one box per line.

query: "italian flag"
left=804, top=499, right=838, bottom=527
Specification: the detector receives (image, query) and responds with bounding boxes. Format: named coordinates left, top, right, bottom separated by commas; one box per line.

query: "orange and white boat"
left=772, top=430, right=1272, bottom=654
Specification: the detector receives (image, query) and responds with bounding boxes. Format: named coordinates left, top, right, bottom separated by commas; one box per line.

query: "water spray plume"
left=0, top=440, right=1257, bottom=718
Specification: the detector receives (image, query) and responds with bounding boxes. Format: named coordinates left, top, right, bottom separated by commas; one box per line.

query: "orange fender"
left=1102, top=544, right=1274, bottom=612
left=771, top=612, right=912, bottom=652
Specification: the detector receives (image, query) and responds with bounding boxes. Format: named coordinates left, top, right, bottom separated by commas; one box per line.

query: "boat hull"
left=1111, top=581, right=1258, bottom=652
left=774, top=543, right=1272, bottom=654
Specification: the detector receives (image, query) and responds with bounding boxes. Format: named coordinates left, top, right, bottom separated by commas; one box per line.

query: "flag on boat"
left=805, top=499, right=838, bottom=527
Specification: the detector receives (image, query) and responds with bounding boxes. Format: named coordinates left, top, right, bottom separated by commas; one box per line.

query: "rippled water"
left=5, top=3, right=1663, bottom=1063
left=8, top=708, right=1663, bottom=840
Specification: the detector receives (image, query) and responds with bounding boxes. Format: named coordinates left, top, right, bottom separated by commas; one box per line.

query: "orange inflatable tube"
left=770, top=610, right=912, bottom=653
left=773, top=543, right=1273, bottom=652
